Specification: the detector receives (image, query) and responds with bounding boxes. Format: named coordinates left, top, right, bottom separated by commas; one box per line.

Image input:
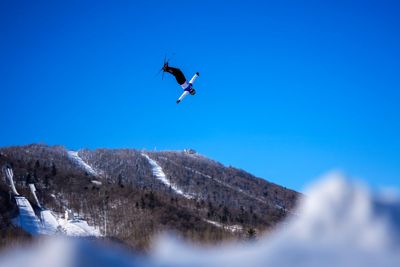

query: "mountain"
left=0, top=144, right=299, bottom=250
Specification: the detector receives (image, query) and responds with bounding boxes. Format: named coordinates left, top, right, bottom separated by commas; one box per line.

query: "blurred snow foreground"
left=1, top=172, right=400, bottom=267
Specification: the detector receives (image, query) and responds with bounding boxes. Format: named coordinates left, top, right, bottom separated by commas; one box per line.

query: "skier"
left=162, top=62, right=200, bottom=104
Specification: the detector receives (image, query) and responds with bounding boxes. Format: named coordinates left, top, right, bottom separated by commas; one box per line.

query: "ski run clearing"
left=142, top=154, right=244, bottom=233
left=157, top=155, right=270, bottom=206
left=142, top=153, right=194, bottom=199
left=67, top=150, right=99, bottom=176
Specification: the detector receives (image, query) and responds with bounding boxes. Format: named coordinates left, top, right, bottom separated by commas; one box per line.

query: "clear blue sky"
left=1, top=0, right=399, bottom=192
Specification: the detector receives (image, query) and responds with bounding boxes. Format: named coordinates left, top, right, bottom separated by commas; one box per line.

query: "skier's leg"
left=165, top=67, right=187, bottom=85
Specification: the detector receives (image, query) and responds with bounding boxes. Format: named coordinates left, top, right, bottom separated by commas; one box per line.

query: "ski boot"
left=162, top=62, right=169, bottom=72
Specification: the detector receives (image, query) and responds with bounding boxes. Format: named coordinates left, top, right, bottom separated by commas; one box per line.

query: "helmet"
left=189, top=88, right=196, bottom=95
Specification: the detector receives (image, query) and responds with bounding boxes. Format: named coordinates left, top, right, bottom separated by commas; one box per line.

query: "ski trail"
left=14, top=196, right=41, bottom=235
left=28, top=184, right=41, bottom=208
left=25, top=184, right=60, bottom=234
left=184, top=166, right=267, bottom=204
left=158, top=156, right=268, bottom=205
left=188, top=166, right=292, bottom=214
left=3, top=166, right=19, bottom=195
left=67, top=151, right=98, bottom=176
left=142, top=153, right=194, bottom=199
left=2, top=168, right=43, bottom=235
left=28, top=183, right=60, bottom=234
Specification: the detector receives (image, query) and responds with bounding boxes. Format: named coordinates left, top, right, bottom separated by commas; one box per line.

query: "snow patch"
left=58, top=219, right=101, bottom=237
left=225, top=225, right=243, bottom=233
left=142, top=153, right=194, bottom=199
left=91, top=180, right=102, bottom=186
left=204, top=219, right=223, bottom=228
left=205, top=219, right=243, bottom=233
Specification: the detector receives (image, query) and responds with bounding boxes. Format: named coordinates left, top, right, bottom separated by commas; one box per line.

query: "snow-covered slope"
left=142, top=153, right=194, bottom=199
left=3, top=173, right=400, bottom=267
left=58, top=219, right=101, bottom=237
left=8, top=166, right=99, bottom=236
left=28, top=184, right=41, bottom=208
left=13, top=196, right=41, bottom=235
left=12, top=195, right=100, bottom=237
left=67, top=151, right=99, bottom=176
left=3, top=166, right=19, bottom=195
left=39, top=210, right=59, bottom=235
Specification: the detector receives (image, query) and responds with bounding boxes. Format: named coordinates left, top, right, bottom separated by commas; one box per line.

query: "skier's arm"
left=189, top=72, right=199, bottom=85
left=176, top=91, right=189, bottom=104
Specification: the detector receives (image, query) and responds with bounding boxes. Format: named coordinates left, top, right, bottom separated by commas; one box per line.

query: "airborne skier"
left=162, top=62, right=200, bottom=104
